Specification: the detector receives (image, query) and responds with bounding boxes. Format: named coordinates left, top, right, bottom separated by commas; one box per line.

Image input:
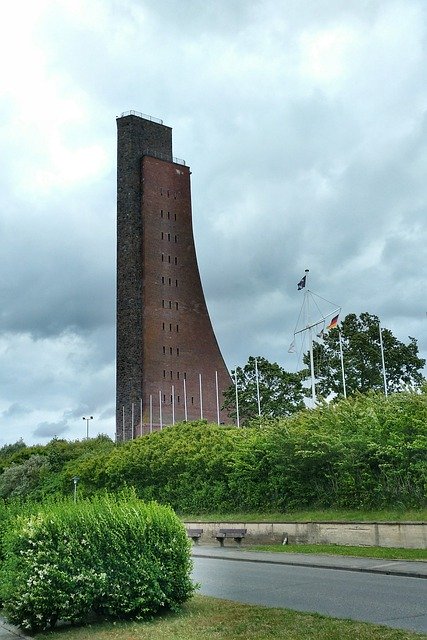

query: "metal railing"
left=143, top=148, right=186, bottom=166
left=118, top=110, right=163, bottom=124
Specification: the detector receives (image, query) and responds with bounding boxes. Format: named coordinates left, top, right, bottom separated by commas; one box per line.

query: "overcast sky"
left=1, top=0, right=426, bottom=445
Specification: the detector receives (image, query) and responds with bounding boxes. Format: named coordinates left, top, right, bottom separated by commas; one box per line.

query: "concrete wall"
left=184, top=521, right=427, bottom=549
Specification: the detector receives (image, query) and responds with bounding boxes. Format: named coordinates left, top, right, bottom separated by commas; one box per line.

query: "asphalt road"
left=192, top=555, right=427, bottom=634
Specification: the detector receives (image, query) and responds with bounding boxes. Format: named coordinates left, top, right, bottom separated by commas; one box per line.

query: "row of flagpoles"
left=121, top=371, right=222, bottom=438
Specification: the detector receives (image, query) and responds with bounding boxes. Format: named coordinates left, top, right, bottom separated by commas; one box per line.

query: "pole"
left=183, top=377, right=188, bottom=421
left=172, top=385, right=175, bottom=425
left=379, top=321, right=388, bottom=397
left=140, top=398, right=143, bottom=437
left=234, top=369, right=240, bottom=427
left=159, top=390, right=163, bottom=430
left=131, top=402, right=135, bottom=440
left=122, top=406, right=125, bottom=441
left=254, top=358, right=261, bottom=417
left=338, top=329, right=347, bottom=399
left=308, top=325, right=316, bottom=404
left=82, top=416, right=93, bottom=439
left=215, top=370, right=220, bottom=425
left=149, top=394, right=153, bottom=432
left=199, top=373, right=203, bottom=419
left=72, top=477, right=79, bottom=503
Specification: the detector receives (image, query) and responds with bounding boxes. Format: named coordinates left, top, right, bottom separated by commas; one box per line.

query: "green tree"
left=223, top=356, right=306, bottom=424
left=0, top=454, right=50, bottom=499
left=305, top=312, right=425, bottom=399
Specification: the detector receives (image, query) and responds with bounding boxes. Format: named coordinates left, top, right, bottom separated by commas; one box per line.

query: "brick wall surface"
left=116, top=114, right=231, bottom=440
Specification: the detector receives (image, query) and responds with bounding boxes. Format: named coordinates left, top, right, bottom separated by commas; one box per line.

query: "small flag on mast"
left=297, top=275, right=306, bottom=290
left=327, top=314, right=339, bottom=330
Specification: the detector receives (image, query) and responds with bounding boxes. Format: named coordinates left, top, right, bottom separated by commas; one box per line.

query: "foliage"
left=0, top=391, right=425, bottom=514
left=249, top=544, right=427, bottom=560
left=222, top=356, right=306, bottom=423
left=0, top=492, right=194, bottom=632
left=0, top=435, right=115, bottom=501
left=0, top=454, right=51, bottom=499
left=305, top=312, right=425, bottom=399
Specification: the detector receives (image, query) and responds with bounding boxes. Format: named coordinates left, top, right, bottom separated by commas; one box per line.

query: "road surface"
left=192, top=554, right=427, bottom=633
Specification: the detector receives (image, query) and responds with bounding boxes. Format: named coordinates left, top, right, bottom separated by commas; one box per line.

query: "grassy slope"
left=248, top=544, right=427, bottom=561
left=180, top=508, right=427, bottom=522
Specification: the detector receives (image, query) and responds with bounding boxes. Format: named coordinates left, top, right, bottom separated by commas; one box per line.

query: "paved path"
left=0, top=619, right=29, bottom=640
left=192, top=547, right=427, bottom=633
left=192, top=545, right=427, bottom=578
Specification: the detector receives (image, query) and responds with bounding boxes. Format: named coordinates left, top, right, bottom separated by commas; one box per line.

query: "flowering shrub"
left=0, top=492, right=195, bottom=632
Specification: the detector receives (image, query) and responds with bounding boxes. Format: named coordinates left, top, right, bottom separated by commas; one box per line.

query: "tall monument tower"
left=116, top=111, right=231, bottom=440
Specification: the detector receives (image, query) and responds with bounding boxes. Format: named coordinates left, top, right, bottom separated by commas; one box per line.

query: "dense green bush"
left=0, top=391, right=425, bottom=513
left=0, top=493, right=194, bottom=632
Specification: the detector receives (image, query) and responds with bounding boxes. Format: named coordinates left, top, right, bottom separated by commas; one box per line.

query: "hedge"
left=0, top=492, right=195, bottom=632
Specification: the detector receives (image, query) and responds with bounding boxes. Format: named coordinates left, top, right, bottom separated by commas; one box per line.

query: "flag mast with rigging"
left=293, top=269, right=341, bottom=405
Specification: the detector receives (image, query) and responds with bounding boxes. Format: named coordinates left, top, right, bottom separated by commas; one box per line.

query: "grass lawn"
left=34, top=595, right=425, bottom=640
left=180, top=508, right=427, bottom=523
left=247, top=544, right=427, bottom=561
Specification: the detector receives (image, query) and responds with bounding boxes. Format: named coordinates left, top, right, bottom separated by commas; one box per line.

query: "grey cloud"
left=1, top=403, right=32, bottom=418
left=33, top=420, right=69, bottom=438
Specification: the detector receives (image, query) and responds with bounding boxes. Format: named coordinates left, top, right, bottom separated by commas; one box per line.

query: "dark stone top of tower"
left=116, top=112, right=172, bottom=162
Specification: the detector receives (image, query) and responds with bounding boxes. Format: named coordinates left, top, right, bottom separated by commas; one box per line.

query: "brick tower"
left=116, top=111, right=232, bottom=440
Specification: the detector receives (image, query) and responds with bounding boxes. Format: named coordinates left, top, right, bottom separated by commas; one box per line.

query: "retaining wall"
left=184, top=521, right=426, bottom=549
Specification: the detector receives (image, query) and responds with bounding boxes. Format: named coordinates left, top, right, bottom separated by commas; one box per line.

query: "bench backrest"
left=219, top=528, right=247, bottom=536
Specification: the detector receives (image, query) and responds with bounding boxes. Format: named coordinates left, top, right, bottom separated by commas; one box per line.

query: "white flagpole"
left=379, top=320, right=388, bottom=397
left=131, top=402, right=135, bottom=440
left=309, top=325, right=316, bottom=404
left=304, top=269, right=316, bottom=405
left=199, top=373, right=203, bottom=419
left=159, top=390, right=163, bottom=430
left=338, top=329, right=347, bottom=399
left=234, top=369, right=240, bottom=427
left=254, top=358, right=261, bottom=416
left=215, top=370, right=220, bottom=425
left=149, top=394, right=153, bottom=432
left=183, top=377, right=188, bottom=421
left=172, top=385, right=175, bottom=425
left=139, top=398, right=143, bottom=437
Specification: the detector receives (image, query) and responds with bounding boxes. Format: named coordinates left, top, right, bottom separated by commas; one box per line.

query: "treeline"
left=1, top=389, right=426, bottom=512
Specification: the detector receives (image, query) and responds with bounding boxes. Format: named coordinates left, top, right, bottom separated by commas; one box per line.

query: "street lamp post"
left=72, top=476, right=79, bottom=503
left=82, top=416, right=93, bottom=439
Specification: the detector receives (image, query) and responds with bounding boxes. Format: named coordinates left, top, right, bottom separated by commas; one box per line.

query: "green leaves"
left=0, top=493, right=195, bottom=632
left=223, top=356, right=307, bottom=423
left=304, top=312, right=425, bottom=399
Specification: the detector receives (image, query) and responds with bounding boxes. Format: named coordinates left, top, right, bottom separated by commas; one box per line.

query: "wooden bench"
left=215, top=528, right=247, bottom=546
left=187, top=528, right=203, bottom=544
